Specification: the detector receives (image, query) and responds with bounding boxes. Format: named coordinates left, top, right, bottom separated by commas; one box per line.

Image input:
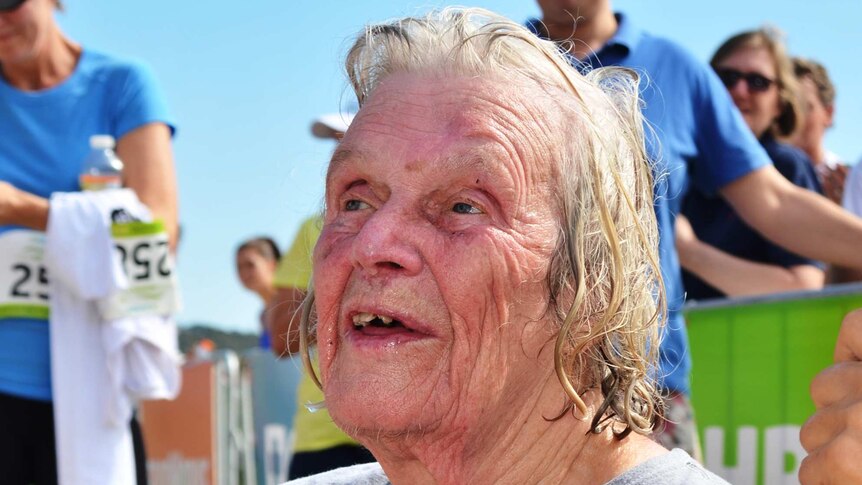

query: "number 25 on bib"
left=0, top=230, right=50, bottom=320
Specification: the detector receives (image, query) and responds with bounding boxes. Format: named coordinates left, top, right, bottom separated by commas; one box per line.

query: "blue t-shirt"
left=0, top=49, right=175, bottom=401
left=529, top=14, right=772, bottom=393
left=682, top=136, right=823, bottom=300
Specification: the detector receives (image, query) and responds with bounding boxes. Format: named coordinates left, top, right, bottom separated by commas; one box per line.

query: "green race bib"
left=97, top=221, right=181, bottom=320
left=0, top=230, right=50, bottom=320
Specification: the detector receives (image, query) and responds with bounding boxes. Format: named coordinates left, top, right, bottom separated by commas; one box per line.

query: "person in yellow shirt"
left=268, top=115, right=373, bottom=479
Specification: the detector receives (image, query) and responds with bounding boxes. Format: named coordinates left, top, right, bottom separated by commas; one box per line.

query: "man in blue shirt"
left=530, top=0, right=862, bottom=455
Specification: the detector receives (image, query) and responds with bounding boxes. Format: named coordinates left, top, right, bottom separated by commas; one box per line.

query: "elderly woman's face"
left=313, top=73, right=561, bottom=438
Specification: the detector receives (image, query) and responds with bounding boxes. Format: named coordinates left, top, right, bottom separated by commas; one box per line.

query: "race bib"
left=0, top=230, right=50, bottom=320
left=97, top=221, right=182, bottom=320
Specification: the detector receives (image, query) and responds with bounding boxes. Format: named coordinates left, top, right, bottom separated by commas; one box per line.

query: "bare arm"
left=0, top=124, right=175, bottom=237
left=0, top=181, right=49, bottom=230
left=720, top=165, right=862, bottom=269
left=676, top=215, right=825, bottom=298
left=116, top=123, right=179, bottom=249
left=799, top=309, right=862, bottom=484
left=266, top=286, right=307, bottom=357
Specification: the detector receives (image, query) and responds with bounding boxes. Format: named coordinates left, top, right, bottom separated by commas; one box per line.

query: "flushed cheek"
left=314, top=224, right=352, bottom=264
left=437, top=232, right=551, bottom=383
left=441, top=231, right=549, bottom=313
left=312, top=231, right=356, bottom=378
left=315, top=304, right=341, bottom=381
left=313, top=226, right=357, bottom=288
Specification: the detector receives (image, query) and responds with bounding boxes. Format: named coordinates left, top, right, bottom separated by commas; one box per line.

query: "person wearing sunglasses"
left=677, top=28, right=826, bottom=301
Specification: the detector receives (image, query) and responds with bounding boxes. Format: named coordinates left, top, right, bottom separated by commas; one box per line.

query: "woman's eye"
left=453, top=202, right=482, bottom=214
left=344, top=199, right=370, bottom=211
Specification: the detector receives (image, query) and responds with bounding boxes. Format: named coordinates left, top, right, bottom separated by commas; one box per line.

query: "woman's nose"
left=350, top=204, right=423, bottom=277
left=729, top=78, right=750, bottom=98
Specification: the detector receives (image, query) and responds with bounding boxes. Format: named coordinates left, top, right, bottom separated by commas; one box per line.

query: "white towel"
left=102, top=315, right=180, bottom=424
left=45, top=189, right=182, bottom=485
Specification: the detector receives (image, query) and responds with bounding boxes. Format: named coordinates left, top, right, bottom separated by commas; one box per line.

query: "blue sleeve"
left=689, top=64, right=771, bottom=195
left=111, top=61, right=176, bottom=140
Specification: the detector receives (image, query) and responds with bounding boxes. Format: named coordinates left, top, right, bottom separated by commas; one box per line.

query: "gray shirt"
left=606, top=449, right=728, bottom=485
left=287, top=449, right=728, bottom=484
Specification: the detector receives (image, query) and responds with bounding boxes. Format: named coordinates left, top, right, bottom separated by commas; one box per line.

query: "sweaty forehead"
left=333, top=73, right=561, bottom=177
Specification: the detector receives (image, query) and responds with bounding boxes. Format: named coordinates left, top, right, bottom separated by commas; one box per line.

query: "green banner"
left=686, top=284, right=862, bottom=484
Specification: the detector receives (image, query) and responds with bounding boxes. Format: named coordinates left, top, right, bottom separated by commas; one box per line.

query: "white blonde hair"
left=301, top=7, right=665, bottom=437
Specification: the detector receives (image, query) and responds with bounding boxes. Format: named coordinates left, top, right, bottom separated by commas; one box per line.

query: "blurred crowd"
left=3, top=0, right=862, bottom=483
left=678, top=28, right=860, bottom=300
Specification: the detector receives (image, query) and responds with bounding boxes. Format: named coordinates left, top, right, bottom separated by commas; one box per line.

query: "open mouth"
left=346, top=310, right=434, bottom=342
left=352, top=312, right=408, bottom=331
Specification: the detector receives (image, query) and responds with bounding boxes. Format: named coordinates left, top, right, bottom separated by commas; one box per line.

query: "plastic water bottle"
left=79, top=135, right=123, bottom=191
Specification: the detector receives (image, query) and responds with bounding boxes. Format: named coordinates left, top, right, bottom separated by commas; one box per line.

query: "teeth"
left=353, top=312, right=375, bottom=324
left=352, top=312, right=395, bottom=327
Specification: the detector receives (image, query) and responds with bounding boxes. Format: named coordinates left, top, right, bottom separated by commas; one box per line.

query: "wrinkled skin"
left=715, top=46, right=782, bottom=139
left=313, top=72, right=563, bottom=454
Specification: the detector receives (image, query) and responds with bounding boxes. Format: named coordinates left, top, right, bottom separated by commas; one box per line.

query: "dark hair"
left=710, top=27, right=801, bottom=137
left=793, top=57, right=835, bottom=108
left=237, top=237, right=281, bottom=262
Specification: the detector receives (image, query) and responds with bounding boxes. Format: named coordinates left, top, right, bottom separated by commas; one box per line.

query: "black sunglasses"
left=715, top=68, right=776, bottom=93
left=0, top=0, right=25, bottom=12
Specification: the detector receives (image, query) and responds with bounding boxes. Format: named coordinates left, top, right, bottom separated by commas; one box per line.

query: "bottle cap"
left=89, top=135, right=116, bottom=149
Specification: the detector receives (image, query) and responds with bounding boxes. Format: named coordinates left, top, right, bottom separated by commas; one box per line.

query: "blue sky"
left=58, top=1, right=862, bottom=333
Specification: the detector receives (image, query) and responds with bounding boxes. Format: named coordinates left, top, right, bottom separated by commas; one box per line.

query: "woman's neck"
left=370, top=378, right=667, bottom=484
left=257, top=286, right=276, bottom=305
left=543, top=7, right=618, bottom=60
left=802, top=143, right=827, bottom=165
left=2, top=28, right=80, bottom=91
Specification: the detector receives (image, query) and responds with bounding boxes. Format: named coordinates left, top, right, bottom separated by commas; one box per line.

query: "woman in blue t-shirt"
left=0, top=0, right=178, bottom=482
left=676, top=27, right=825, bottom=301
